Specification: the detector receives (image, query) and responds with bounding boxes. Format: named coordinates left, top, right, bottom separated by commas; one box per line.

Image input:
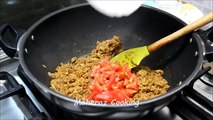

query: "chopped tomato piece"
left=118, top=72, right=126, bottom=80
left=106, top=74, right=116, bottom=89
left=94, top=81, right=103, bottom=92
left=99, top=59, right=109, bottom=67
left=126, top=82, right=138, bottom=90
left=122, top=89, right=137, bottom=97
left=94, top=91, right=113, bottom=102
left=116, top=81, right=124, bottom=89
left=110, top=90, right=128, bottom=101
left=87, top=58, right=139, bottom=103
left=87, top=91, right=98, bottom=100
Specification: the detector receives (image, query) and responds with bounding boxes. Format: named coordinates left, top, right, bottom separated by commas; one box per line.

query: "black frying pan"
left=0, top=3, right=212, bottom=119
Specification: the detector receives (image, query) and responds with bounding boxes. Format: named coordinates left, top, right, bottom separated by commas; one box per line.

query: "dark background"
left=0, top=0, right=87, bottom=29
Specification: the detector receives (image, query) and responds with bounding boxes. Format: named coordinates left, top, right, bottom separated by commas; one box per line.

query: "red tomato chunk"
left=87, top=59, right=139, bottom=103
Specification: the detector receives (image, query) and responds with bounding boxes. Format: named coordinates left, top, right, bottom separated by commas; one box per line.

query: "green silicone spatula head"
left=110, top=12, right=213, bottom=69
left=110, top=46, right=150, bottom=68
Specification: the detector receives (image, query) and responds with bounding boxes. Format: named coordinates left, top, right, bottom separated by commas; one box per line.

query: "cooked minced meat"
left=132, top=66, right=169, bottom=101
left=91, top=36, right=122, bottom=58
left=49, top=36, right=169, bottom=101
left=49, top=36, right=122, bottom=100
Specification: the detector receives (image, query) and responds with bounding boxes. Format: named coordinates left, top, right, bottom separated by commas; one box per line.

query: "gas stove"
left=0, top=48, right=212, bottom=120
left=0, top=0, right=213, bottom=120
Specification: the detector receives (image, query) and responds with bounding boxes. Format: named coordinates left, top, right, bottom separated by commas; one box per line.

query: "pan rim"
left=18, top=3, right=204, bottom=108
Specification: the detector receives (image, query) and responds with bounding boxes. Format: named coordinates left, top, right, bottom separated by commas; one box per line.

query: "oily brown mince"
left=49, top=36, right=170, bottom=101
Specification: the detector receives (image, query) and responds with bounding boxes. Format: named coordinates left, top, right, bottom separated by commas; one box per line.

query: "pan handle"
left=0, top=24, right=21, bottom=58
left=197, top=26, right=213, bottom=62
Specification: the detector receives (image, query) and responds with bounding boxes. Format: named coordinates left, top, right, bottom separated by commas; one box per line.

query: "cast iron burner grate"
left=169, top=86, right=213, bottom=120
left=0, top=72, right=47, bottom=120
left=15, top=65, right=213, bottom=120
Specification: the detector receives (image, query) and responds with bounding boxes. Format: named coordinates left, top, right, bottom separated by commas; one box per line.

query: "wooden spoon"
left=110, top=12, right=213, bottom=68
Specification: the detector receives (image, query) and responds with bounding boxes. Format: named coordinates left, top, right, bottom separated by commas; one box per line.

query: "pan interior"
left=22, top=5, right=199, bottom=94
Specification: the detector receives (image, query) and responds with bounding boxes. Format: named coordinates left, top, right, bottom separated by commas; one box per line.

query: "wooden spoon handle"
left=147, top=12, right=213, bottom=53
